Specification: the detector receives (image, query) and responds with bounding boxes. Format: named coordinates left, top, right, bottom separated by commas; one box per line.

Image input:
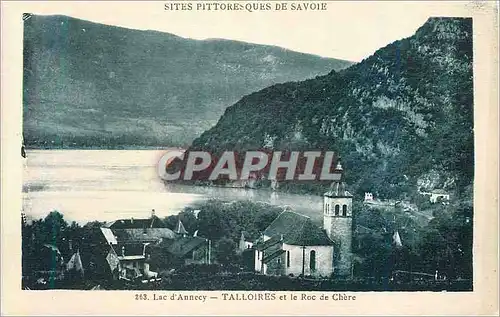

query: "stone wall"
left=323, top=196, right=353, bottom=277
left=328, top=217, right=353, bottom=276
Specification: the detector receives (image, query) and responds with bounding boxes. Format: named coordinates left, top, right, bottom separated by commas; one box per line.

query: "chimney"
left=131, top=217, right=134, bottom=224
left=151, top=209, right=155, bottom=217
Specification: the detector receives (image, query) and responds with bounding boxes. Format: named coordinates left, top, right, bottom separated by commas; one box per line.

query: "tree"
left=416, top=202, right=473, bottom=279
left=254, top=209, right=280, bottom=234
left=42, top=210, right=68, bottom=245
left=164, top=215, right=179, bottom=230
left=215, top=237, right=236, bottom=266
left=197, top=209, right=225, bottom=241
left=178, top=210, right=199, bottom=234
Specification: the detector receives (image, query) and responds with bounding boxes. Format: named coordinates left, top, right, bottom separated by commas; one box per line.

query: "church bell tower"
left=323, top=161, right=353, bottom=277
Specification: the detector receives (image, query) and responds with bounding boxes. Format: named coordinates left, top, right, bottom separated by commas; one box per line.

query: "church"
left=243, top=162, right=354, bottom=277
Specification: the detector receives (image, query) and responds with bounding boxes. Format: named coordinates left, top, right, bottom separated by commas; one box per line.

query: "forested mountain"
left=23, top=15, right=352, bottom=148
left=191, top=18, right=474, bottom=198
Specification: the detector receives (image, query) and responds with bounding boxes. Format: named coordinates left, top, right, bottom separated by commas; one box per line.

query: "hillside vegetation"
left=190, top=18, right=474, bottom=198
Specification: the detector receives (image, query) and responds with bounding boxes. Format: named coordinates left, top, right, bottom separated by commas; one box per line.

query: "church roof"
left=323, top=161, right=353, bottom=198
left=157, top=236, right=206, bottom=257
left=324, top=181, right=353, bottom=198
left=263, top=211, right=334, bottom=246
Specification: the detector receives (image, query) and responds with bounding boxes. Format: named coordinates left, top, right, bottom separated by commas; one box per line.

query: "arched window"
left=342, top=205, right=347, bottom=216
left=287, top=251, right=290, bottom=268
left=309, top=250, right=316, bottom=271
left=335, top=205, right=340, bottom=216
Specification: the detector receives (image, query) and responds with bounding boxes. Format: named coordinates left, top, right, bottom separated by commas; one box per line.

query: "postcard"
left=1, top=1, right=498, bottom=316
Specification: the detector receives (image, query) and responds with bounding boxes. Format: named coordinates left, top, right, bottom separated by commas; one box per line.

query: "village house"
left=421, top=189, right=450, bottom=203
left=238, top=232, right=254, bottom=251
left=244, top=162, right=354, bottom=277
left=96, top=210, right=207, bottom=281
left=363, top=192, right=399, bottom=208
left=364, top=192, right=374, bottom=202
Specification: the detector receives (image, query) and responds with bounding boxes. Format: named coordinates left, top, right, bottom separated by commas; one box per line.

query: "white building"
left=251, top=162, right=354, bottom=277
left=419, top=188, right=451, bottom=203
left=364, top=192, right=374, bottom=202
left=253, top=211, right=335, bottom=277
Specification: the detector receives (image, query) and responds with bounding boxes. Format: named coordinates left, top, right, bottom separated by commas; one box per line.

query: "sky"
left=18, top=1, right=459, bottom=62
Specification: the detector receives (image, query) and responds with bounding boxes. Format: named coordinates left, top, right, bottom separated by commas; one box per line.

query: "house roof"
left=160, top=237, right=206, bottom=257
left=111, top=228, right=176, bottom=243
left=100, top=228, right=117, bottom=245
left=174, top=220, right=188, bottom=235
left=263, top=211, right=334, bottom=246
left=118, top=255, right=145, bottom=261
left=104, top=216, right=165, bottom=229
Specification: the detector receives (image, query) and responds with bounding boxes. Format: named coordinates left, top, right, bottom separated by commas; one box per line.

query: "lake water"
left=22, top=150, right=324, bottom=224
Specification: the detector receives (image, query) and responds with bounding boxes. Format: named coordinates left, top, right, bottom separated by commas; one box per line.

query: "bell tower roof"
left=323, top=160, right=352, bottom=198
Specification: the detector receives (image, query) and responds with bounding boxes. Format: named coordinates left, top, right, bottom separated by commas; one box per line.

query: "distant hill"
left=22, top=15, right=353, bottom=148
left=190, top=18, right=474, bottom=197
